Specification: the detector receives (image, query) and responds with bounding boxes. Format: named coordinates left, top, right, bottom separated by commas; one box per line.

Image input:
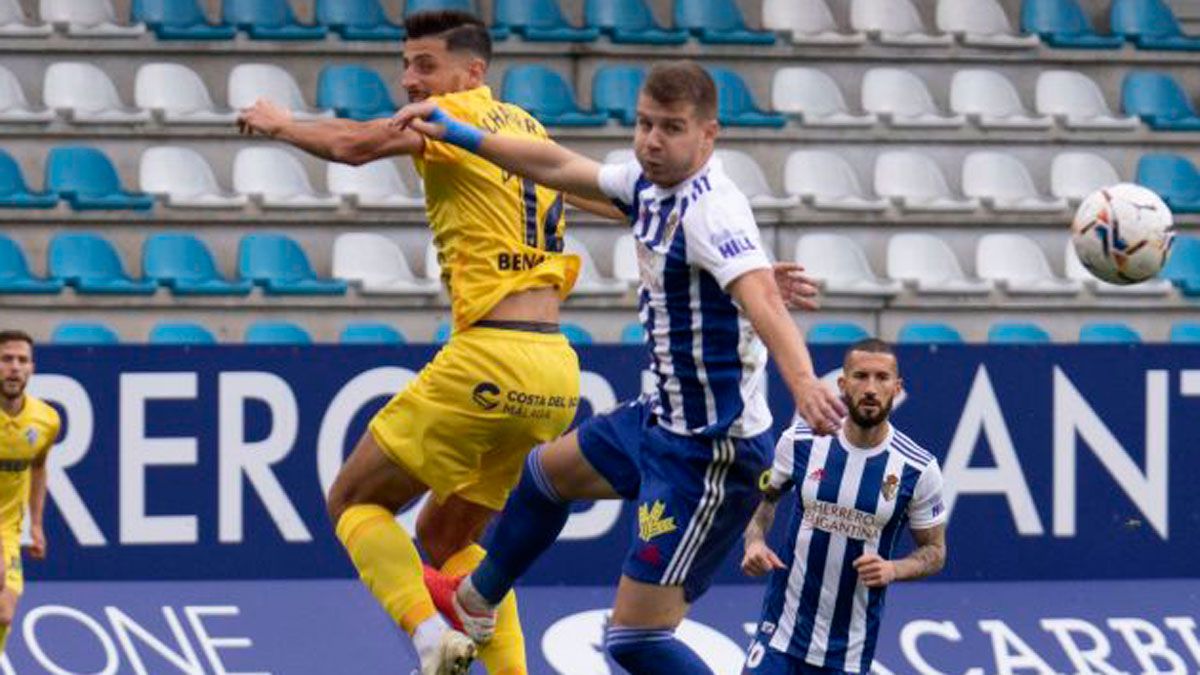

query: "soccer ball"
left=1071, top=183, right=1175, bottom=285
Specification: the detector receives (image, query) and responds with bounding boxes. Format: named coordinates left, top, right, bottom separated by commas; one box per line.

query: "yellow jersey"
left=415, top=86, right=580, bottom=332
left=0, top=396, right=58, bottom=535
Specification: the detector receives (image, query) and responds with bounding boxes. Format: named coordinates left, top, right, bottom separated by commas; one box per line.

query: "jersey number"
left=519, top=178, right=563, bottom=253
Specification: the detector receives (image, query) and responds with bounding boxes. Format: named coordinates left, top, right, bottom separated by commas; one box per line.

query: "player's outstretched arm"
left=237, top=98, right=424, bottom=166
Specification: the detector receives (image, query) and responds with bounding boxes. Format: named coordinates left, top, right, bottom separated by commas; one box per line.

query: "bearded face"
left=838, top=351, right=901, bottom=430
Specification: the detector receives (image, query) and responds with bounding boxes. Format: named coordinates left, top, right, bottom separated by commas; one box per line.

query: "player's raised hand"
left=389, top=101, right=445, bottom=138
left=25, top=525, right=45, bottom=561
left=772, top=262, right=820, bottom=312
left=742, top=541, right=785, bottom=577
left=794, top=374, right=845, bottom=436
left=853, top=553, right=896, bottom=588
left=236, top=98, right=293, bottom=137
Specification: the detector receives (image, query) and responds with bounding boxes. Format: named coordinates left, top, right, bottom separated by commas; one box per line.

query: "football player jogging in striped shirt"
left=393, top=60, right=846, bottom=673
left=742, top=339, right=948, bottom=675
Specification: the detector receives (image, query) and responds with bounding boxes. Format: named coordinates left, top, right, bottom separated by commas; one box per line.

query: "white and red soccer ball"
left=1071, top=183, right=1175, bottom=285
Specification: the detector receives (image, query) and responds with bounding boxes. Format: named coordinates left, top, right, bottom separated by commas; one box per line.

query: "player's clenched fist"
left=237, top=98, right=293, bottom=137
left=852, top=554, right=896, bottom=588
left=742, top=541, right=786, bottom=578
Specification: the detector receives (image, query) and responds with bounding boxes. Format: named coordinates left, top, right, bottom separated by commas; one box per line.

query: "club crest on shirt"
left=881, top=474, right=900, bottom=501
left=638, top=500, right=677, bottom=542
left=24, top=428, right=38, bottom=447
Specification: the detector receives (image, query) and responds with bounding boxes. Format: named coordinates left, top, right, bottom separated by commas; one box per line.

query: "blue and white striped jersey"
left=597, top=156, right=773, bottom=438
left=757, top=420, right=947, bottom=673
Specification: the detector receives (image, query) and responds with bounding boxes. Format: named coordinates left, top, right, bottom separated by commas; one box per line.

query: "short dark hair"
left=843, top=338, right=897, bottom=370
left=404, top=10, right=492, bottom=63
left=642, top=61, right=718, bottom=121
left=0, top=330, right=33, bottom=348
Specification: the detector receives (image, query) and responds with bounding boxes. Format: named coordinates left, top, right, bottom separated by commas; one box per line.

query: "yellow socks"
left=335, top=504, right=436, bottom=635
left=0, top=622, right=9, bottom=654
left=441, top=545, right=527, bottom=675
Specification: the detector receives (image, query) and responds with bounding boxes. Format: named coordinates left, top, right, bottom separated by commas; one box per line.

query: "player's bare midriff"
left=482, top=286, right=561, bottom=325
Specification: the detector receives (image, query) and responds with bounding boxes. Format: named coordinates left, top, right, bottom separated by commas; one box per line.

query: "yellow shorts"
left=3, top=535, right=21, bottom=596
left=369, top=326, right=580, bottom=511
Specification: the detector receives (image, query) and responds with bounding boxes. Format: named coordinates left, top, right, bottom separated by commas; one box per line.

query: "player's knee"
left=415, top=519, right=473, bottom=567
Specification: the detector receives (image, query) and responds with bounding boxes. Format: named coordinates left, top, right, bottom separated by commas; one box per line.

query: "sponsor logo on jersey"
left=471, top=382, right=501, bottom=410
left=801, top=499, right=881, bottom=542
left=711, top=228, right=756, bottom=260
left=638, top=500, right=677, bottom=542
left=808, top=468, right=826, bottom=483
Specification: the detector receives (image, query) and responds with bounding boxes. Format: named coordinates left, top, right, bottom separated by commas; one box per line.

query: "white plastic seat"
left=976, top=234, right=1082, bottom=295
left=612, top=234, right=640, bottom=286
left=232, top=148, right=340, bottom=209
left=424, top=240, right=442, bottom=283
left=861, top=68, right=964, bottom=128
left=228, top=64, right=332, bottom=121
left=849, top=0, right=952, bottom=46
left=327, top=159, right=424, bottom=209
left=332, top=233, right=438, bottom=295
left=1050, top=152, right=1121, bottom=203
left=762, top=0, right=866, bottom=45
left=39, top=0, right=145, bottom=37
left=1035, top=71, right=1140, bottom=131
left=0, top=0, right=51, bottom=36
left=0, top=65, right=53, bottom=123
left=794, top=234, right=901, bottom=297
left=771, top=68, right=876, bottom=128
left=887, top=233, right=993, bottom=295
left=140, top=146, right=248, bottom=209
left=564, top=235, right=625, bottom=295
left=874, top=151, right=979, bottom=213
left=135, top=64, right=236, bottom=125
left=716, top=150, right=798, bottom=209
left=962, top=152, right=1068, bottom=214
left=784, top=151, right=888, bottom=212
left=935, top=0, right=1038, bottom=48
left=950, top=70, right=1052, bottom=130
left=43, top=62, right=151, bottom=124
left=1064, top=240, right=1173, bottom=296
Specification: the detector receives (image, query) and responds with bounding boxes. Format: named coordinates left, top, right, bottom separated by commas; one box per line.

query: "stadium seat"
left=874, top=151, right=979, bottom=213
left=561, top=323, right=594, bottom=345
left=331, top=232, right=438, bottom=295
left=245, top=321, right=312, bottom=344
left=674, top=0, right=774, bottom=44
left=228, top=64, right=332, bottom=121
left=135, top=63, right=236, bottom=125
left=501, top=66, right=606, bottom=127
left=806, top=322, right=871, bottom=344
left=0, top=150, right=57, bottom=208
left=887, top=233, right=993, bottom=295
left=716, top=150, right=797, bottom=208
left=562, top=235, right=624, bottom=295
left=1121, top=72, right=1200, bottom=130
left=316, top=0, right=402, bottom=40
left=223, top=0, right=325, bottom=39
left=771, top=68, right=876, bottom=128
left=1162, top=235, right=1200, bottom=294
left=1051, top=152, right=1122, bottom=203
left=52, top=322, right=119, bottom=344
left=0, top=66, right=53, bottom=123
left=233, top=148, right=341, bottom=209
left=45, top=147, right=154, bottom=211
left=1135, top=154, right=1200, bottom=213
left=424, top=240, right=441, bottom=283
left=708, top=67, right=785, bottom=128
left=898, top=322, right=964, bottom=344
left=1169, top=323, right=1200, bottom=343
left=1079, top=322, right=1141, bottom=343
left=1035, top=71, right=1140, bottom=130
left=0, top=0, right=51, bottom=36
left=975, top=233, right=1082, bottom=295
left=861, top=68, right=965, bottom=128
left=43, top=63, right=151, bottom=124
left=592, top=66, right=645, bottom=126
left=1110, top=0, right=1200, bottom=50
left=794, top=234, right=901, bottom=297
left=238, top=234, right=347, bottom=295
left=0, top=235, right=62, bottom=294
left=762, top=0, right=865, bottom=46
left=48, top=233, right=157, bottom=294
left=143, top=233, right=253, bottom=295
left=140, top=146, right=247, bottom=209
left=327, top=159, right=423, bottom=209
left=317, top=65, right=396, bottom=120
left=131, top=0, right=236, bottom=39
left=39, top=0, right=146, bottom=36
left=850, top=0, right=953, bottom=46
left=433, top=321, right=452, bottom=343
left=936, top=0, right=1038, bottom=48
left=149, top=322, right=217, bottom=344
left=496, top=0, right=599, bottom=41
left=340, top=323, right=405, bottom=344
left=585, top=0, right=687, bottom=44
left=1064, top=239, right=1174, bottom=296
left=1021, top=0, right=1123, bottom=48
left=612, top=234, right=639, bottom=286
left=962, top=152, right=1068, bottom=213
left=950, top=69, right=1053, bottom=129
left=784, top=151, right=888, bottom=212
left=988, top=322, right=1051, bottom=343
left=403, top=0, right=509, bottom=40
left=620, top=322, right=645, bottom=344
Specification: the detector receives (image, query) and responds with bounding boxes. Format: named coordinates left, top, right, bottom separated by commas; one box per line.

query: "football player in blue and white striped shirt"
left=742, top=339, right=948, bottom=675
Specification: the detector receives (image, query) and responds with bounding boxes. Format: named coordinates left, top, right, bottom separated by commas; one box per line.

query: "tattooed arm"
left=741, top=485, right=788, bottom=577
left=853, top=524, right=946, bottom=588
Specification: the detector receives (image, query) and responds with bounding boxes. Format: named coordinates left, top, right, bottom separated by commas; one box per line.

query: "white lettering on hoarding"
left=1039, top=618, right=1123, bottom=674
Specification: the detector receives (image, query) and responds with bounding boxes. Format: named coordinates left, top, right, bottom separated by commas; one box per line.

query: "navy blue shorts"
left=745, top=641, right=850, bottom=675
left=576, top=397, right=652, bottom=500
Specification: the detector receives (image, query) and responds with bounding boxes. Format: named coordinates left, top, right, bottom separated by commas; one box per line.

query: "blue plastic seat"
left=708, top=67, right=786, bottom=128
left=1170, top=322, right=1200, bottom=343
left=52, top=322, right=119, bottom=345
left=495, top=0, right=599, bottom=41
left=48, top=233, right=157, bottom=295
left=898, top=322, right=964, bottom=344
left=1021, top=0, right=1123, bottom=48
left=45, top=147, right=154, bottom=211
left=1162, top=235, right=1200, bottom=294
left=245, top=321, right=312, bottom=344
left=433, top=321, right=452, bottom=343
left=1111, top=0, right=1200, bottom=50
left=1079, top=322, right=1141, bottom=343
left=341, top=323, right=405, bottom=344
left=675, top=0, right=774, bottom=44
left=403, top=0, right=510, bottom=40
left=1135, top=154, right=1200, bottom=213
left=149, top=322, right=217, bottom=344
left=238, top=234, right=347, bottom=295
left=586, top=0, right=687, bottom=44
left=502, top=66, right=607, bottom=127
left=561, top=322, right=594, bottom=345
left=0, top=150, right=56, bottom=209
left=593, top=66, right=645, bottom=126
left=0, top=235, right=62, bottom=294
left=223, top=0, right=327, bottom=39
left=143, top=234, right=253, bottom=296
left=317, top=65, right=396, bottom=121
left=316, top=0, right=403, bottom=40
left=1121, top=72, right=1200, bottom=131
left=132, top=0, right=237, bottom=39
left=988, top=322, right=1051, bottom=343
left=806, top=322, right=871, bottom=344
left=620, top=322, right=645, bottom=344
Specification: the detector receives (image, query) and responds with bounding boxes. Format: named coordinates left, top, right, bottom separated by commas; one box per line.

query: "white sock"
left=457, top=575, right=497, bottom=614
left=412, top=614, right=450, bottom=661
